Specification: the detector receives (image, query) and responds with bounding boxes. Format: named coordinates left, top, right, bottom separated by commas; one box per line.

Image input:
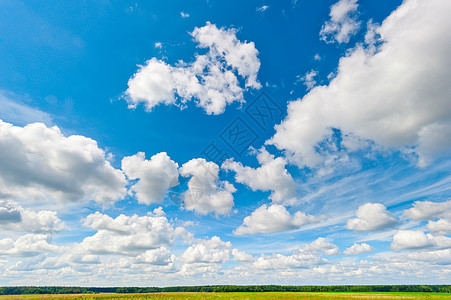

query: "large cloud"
left=121, top=152, right=179, bottom=205
left=179, top=158, right=236, bottom=215
left=234, top=204, right=318, bottom=235
left=0, top=120, right=127, bottom=205
left=125, top=22, right=261, bottom=115
left=269, top=0, right=451, bottom=167
left=222, top=147, right=297, bottom=204
left=346, top=203, right=397, bottom=232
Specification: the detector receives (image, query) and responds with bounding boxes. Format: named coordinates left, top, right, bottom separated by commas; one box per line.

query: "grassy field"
left=1, top=292, right=451, bottom=300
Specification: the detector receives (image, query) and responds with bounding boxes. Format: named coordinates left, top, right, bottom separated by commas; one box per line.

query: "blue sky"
left=1, top=0, right=451, bottom=286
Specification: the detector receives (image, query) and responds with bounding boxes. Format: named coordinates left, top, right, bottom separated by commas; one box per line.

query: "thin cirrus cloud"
left=125, top=22, right=261, bottom=115
left=268, top=0, right=451, bottom=168
left=0, top=92, right=52, bottom=126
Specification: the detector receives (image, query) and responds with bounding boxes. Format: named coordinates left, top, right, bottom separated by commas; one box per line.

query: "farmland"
left=1, top=293, right=451, bottom=299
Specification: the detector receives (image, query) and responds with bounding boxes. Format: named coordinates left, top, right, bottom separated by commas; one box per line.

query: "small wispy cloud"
left=154, top=42, right=162, bottom=49
left=0, top=91, right=52, bottom=126
left=180, top=11, right=190, bottom=18
left=298, top=69, right=318, bottom=90
left=256, top=5, right=269, bottom=13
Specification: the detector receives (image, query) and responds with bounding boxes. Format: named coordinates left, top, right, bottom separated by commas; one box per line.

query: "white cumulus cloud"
left=181, top=236, right=231, bottom=264
left=343, top=243, right=373, bottom=255
left=320, top=0, right=360, bottom=44
left=222, top=147, right=298, bottom=205
left=0, top=120, right=127, bottom=205
left=346, top=203, right=397, bottom=232
left=269, top=0, right=451, bottom=167
left=404, top=200, right=451, bottom=234
left=121, top=152, right=179, bottom=205
left=179, top=158, right=236, bottom=215
left=403, top=200, right=451, bottom=221
left=391, top=230, right=451, bottom=251
left=0, top=200, right=65, bottom=233
left=234, top=204, right=318, bottom=235
left=125, top=22, right=261, bottom=115
left=0, top=234, right=65, bottom=257
left=81, top=208, right=185, bottom=255
left=303, top=238, right=339, bottom=256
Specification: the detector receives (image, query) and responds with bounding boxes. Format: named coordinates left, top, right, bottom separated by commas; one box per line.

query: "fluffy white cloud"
left=179, top=158, right=236, bottom=215
left=135, top=247, right=175, bottom=265
left=181, top=236, right=231, bottom=264
left=0, top=120, right=127, bottom=205
left=346, top=203, right=397, bottom=232
left=404, top=200, right=451, bottom=234
left=343, top=243, right=373, bottom=255
left=403, top=200, right=451, bottom=221
left=232, top=249, right=254, bottom=263
left=222, top=147, right=297, bottom=204
left=253, top=250, right=326, bottom=270
left=269, top=0, right=451, bottom=167
left=0, top=200, right=64, bottom=233
left=191, top=22, right=261, bottom=89
left=234, top=204, right=318, bottom=235
left=121, top=152, right=179, bottom=205
left=81, top=208, right=185, bottom=255
left=125, top=22, right=261, bottom=115
left=408, top=249, right=451, bottom=265
left=303, top=238, right=339, bottom=256
left=0, top=234, right=64, bottom=257
left=427, top=219, right=451, bottom=235
left=391, top=230, right=451, bottom=251
left=391, top=230, right=433, bottom=251
left=320, top=0, right=360, bottom=44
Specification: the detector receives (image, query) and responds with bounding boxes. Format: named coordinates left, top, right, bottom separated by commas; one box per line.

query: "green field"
left=1, top=293, right=451, bottom=300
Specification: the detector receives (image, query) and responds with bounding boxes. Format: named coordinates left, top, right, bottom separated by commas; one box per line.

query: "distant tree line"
left=1, top=285, right=451, bottom=295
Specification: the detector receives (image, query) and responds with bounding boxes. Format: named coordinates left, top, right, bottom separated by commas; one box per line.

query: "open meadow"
left=1, top=293, right=451, bottom=300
